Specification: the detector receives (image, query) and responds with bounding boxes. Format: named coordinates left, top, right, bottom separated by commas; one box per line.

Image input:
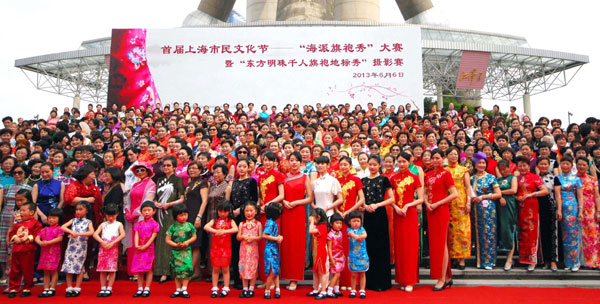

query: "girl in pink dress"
left=92, top=204, right=126, bottom=297
left=35, top=208, right=64, bottom=298
left=327, top=213, right=345, bottom=298
left=132, top=201, right=160, bottom=298
left=204, top=201, right=239, bottom=298
left=237, top=202, right=263, bottom=298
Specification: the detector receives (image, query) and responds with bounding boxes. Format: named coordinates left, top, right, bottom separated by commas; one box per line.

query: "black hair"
left=263, top=151, right=278, bottom=162
left=315, top=155, right=330, bottom=164
left=47, top=207, right=64, bottom=223
left=288, top=151, right=301, bottom=162
left=19, top=202, right=36, bottom=213
left=75, top=201, right=91, bottom=218
left=242, top=201, right=259, bottom=219
left=163, top=155, right=178, bottom=167
left=105, top=166, right=122, bottom=184
left=172, top=203, right=189, bottom=219
left=212, top=163, right=229, bottom=176
left=397, top=151, right=412, bottom=162
left=329, top=213, right=344, bottom=226
left=15, top=188, right=33, bottom=202
left=311, top=208, right=328, bottom=225
left=216, top=200, right=233, bottom=216
left=345, top=211, right=363, bottom=226
left=497, top=159, right=510, bottom=169
left=102, top=204, right=119, bottom=216
left=576, top=156, right=590, bottom=166
left=73, top=164, right=95, bottom=182
left=560, top=155, right=574, bottom=164
left=265, top=202, right=283, bottom=220
left=140, top=200, right=157, bottom=211
left=368, top=155, right=381, bottom=164
left=514, top=156, right=530, bottom=165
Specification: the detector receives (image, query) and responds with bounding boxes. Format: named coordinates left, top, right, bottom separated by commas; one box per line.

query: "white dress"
left=312, top=173, right=342, bottom=216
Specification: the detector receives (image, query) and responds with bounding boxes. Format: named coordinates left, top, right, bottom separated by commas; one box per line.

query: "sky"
left=0, top=0, right=597, bottom=124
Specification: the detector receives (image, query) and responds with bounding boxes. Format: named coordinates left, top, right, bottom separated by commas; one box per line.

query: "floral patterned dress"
left=239, top=220, right=260, bottom=280
left=555, top=172, right=582, bottom=268
left=497, top=175, right=517, bottom=251
left=167, top=221, right=196, bottom=279
left=347, top=227, right=369, bottom=272
left=471, top=173, right=499, bottom=268
left=447, top=164, right=471, bottom=259
left=327, top=230, right=345, bottom=274
left=263, top=218, right=280, bottom=276
left=61, top=217, right=92, bottom=274
left=539, top=172, right=559, bottom=263
left=577, top=173, right=600, bottom=268
left=97, top=221, right=122, bottom=272
left=37, top=225, right=63, bottom=270
left=516, top=172, right=544, bottom=265
left=131, top=218, right=160, bottom=273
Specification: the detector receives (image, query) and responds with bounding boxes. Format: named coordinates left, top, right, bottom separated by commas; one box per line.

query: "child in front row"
left=166, top=204, right=197, bottom=298
left=132, top=201, right=160, bottom=298
left=237, top=201, right=262, bottom=298
left=327, top=213, right=345, bottom=298
left=307, top=208, right=329, bottom=300
left=61, top=201, right=94, bottom=297
left=7, top=202, right=42, bottom=298
left=346, top=212, right=368, bottom=299
left=35, top=208, right=64, bottom=298
left=93, top=204, right=126, bottom=297
left=262, top=202, right=283, bottom=299
left=204, top=201, right=239, bottom=298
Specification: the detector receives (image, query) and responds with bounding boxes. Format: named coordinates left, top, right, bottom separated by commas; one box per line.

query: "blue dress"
left=471, top=173, right=498, bottom=268
left=555, top=173, right=583, bottom=268
left=263, top=219, right=280, bottom=276
left=36, top=179, right=62, bottom=216
left=347, top=227, right=369, bottom=272
left=61, top=218, right=92, bottom=274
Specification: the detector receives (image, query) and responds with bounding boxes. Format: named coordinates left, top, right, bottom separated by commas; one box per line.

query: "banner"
left=456, top=51, right=490, bottom=90
left=108, top=26, right=424, bottom=114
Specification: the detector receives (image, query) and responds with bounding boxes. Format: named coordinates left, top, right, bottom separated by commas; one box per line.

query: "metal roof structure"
left=14, top=22, right=589, bottom=104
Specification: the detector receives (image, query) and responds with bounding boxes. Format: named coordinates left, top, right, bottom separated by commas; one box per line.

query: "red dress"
left=516, top=172, right=543, bottom=264
left=390, top=170, right=421, bottom=286
left=337, top=173, right=363, bottom=286
left=280, top=172, right=307, bottom=281
left=312, top=223, right=328, bottom=274
left=210, top=217, right=233, bottom=267
left=424, top=166, right=454, bottom=280
left=257, top=169, right=284, bottom=281
left=382, top=171, right=395, bottom=264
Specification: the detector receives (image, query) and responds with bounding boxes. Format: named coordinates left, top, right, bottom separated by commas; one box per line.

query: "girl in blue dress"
left=346, top=211, right=369, bottom=299
left=263, top=202, right=283, bottom=299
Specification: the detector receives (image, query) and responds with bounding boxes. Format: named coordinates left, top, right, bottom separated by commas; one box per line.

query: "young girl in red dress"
left=204, top=201, right=239, bottom=298
left=307, top=208, right=329, bottom=300
left=327, top=213, right=345, bottom=298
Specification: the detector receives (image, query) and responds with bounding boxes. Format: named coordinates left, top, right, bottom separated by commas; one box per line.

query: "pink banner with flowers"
left=108, top=29, right=161, bottom=110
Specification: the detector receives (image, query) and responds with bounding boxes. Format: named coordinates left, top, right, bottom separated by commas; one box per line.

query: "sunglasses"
left=238, top=151, right=248, bottom=154
left=358, top=137, right=367, bottom=140
left=13, top=171, right=24, bottom=175
left=135, top=168, right=147, bottom=173
left=392, top=149, right=400, bottom=152
left=328, top=129, right=336, bottom=132
left=342, top=136, right=352, bottom=139
left=209, top=129, right=217, bottom=131
left=384, top=134, right=393, bottom=138
left=370, top=146, right=379, bottom=149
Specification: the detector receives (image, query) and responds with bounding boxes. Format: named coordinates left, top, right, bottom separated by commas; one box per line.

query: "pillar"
left=276, top=0, right=334, bottom=21
left=198, top=0, right=237, bottom=22
left=334, top=0, right=379, bottom=22
left=437, top=87, right=443, bottom=110
left=73, top=95, right=81, bottom=110
left=247, top=0, right=278, bottom=22
left=523, top=93, right=531, bottom=118
left=394, top=0, right=433, bottom=21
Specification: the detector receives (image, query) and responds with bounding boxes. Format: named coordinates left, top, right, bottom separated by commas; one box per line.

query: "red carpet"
left=4, top=281, right=599, bottom=303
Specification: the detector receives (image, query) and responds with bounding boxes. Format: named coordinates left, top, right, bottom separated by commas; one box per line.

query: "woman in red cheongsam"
left=257, top=151, right=285, bottom=285
left=280, top=152, right=314, bottom=290
left=336, top=156, right=364, bottom=290
left=424, top=149, right=457, bottom=291
left=390, top=152, right=423, bottom=293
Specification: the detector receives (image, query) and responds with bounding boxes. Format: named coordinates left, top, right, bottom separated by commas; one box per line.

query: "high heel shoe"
left=445, top=279, right=454, bottom=288
left=432, top=282, right=446, bottom=291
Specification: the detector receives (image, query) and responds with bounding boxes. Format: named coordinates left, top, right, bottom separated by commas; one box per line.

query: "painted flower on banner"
left=128, top=46, right=146, bottom=70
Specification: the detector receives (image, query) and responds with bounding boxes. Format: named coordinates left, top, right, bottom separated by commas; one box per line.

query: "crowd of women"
left=0, top=100, right=599, bottom=298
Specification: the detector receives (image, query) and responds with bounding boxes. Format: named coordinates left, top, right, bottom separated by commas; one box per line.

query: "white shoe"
left=404, top=286, right=413, bottom=292
left=571, top=266, right=580, bottom=272
left=527, top=265, right=535, bottom=272
left=484, top=266, right=492, bottom=270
